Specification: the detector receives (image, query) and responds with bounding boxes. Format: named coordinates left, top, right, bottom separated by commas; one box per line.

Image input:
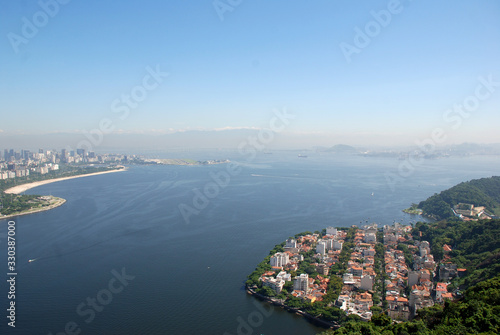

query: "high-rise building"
left=60, top=149, right=68, bottom=163
left=316, top=241, right=326, bottom=255
left=323, top=238, right=334, bottom=250
left=285, top=238, right=297, bottom=248
left=22, top=150, right=30, bottom=160
left=332, top=240, right=343, bottom=251
left=360, top=275, right=373, bottom=291
left=293, top=274, right=310, bottom=292
left=326, top=226, right=338, bottom=236
left=270, top=252, right=289, bottom=268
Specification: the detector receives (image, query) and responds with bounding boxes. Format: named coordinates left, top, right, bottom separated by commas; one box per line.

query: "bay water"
left=1, top=152, right=499, bottom=334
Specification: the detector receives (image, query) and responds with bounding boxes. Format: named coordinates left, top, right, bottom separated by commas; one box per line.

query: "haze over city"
left=1, top=1, right=499, bottom=150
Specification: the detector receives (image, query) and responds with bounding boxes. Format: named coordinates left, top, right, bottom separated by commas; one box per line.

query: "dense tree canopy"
left=417, top=176, right=500, bottom=219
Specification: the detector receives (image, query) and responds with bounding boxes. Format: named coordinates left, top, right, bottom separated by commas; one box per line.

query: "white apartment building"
left=262, top=277, right=285, bottom=294
left=316, top=241, right=326, bottom=255
left=326, top=226, right=338, bottom=236
left=293, top=274, right=310, bottom=292
left=360, top=275, right=373, bottom=291
left=364, top=233, right=376, bottom=243
left=285, top=238, right=297, bottom=248
left=270, top=252, right=290, bottom=268
left=332, top=240, right=343, bottom=251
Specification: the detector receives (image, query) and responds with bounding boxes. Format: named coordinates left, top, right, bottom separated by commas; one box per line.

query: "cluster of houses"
left=258, top=222, right=463, bottom=322
left=337, top=224, right=378, bottom=321
left=382, top=223, right=463, bottom=320
left=260, top=227, right=347, bottom=304
left=383, top=223, right=435, bottom=319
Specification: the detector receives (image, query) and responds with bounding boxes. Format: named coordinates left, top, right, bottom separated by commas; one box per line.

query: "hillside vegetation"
left=417, top=176, right=500, bottom=220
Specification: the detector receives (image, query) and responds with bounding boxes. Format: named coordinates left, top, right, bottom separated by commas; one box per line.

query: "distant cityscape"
left=0, top=147, right=230, bottom=181
left=0, top=148, right=130, bottom=180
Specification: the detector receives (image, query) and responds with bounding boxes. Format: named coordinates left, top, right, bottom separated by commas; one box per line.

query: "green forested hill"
left=323, top=274, right=500, bottom=335
left=417, top=176, right=500, bottom=220
left=413, top=219, right=500, bottom=288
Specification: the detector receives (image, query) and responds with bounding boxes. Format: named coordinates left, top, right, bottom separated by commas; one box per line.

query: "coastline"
left=3, top=168, right=127, bottom=195
left=246, top=286, right=339, bottom=330
left=0, top=197, right=66, bottom=221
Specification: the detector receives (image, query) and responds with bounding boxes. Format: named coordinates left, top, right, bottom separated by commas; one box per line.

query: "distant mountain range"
left=1, top=130, right=500, bottom=155
left=316, top=144, right=360, bottom=154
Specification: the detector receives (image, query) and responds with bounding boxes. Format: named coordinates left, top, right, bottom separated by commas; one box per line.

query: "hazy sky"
left=1, top=0, right=499, bottom=148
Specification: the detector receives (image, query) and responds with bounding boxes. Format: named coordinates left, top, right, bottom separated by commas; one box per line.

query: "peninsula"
left=1, top=145, right=230, bottom=220
left=1, top=166, right=126, bottom=220
left=247, top=219, right=500, bottom=334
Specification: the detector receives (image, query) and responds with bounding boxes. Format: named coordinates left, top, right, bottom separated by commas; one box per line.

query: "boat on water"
left=298, top=154, right=308, bottom=158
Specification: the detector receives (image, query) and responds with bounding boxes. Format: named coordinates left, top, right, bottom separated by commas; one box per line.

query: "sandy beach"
left=3, top=168, right=127, bottom=195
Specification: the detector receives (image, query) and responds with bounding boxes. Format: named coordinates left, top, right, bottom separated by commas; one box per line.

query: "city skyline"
left=1, top=0, right=500, bottom=149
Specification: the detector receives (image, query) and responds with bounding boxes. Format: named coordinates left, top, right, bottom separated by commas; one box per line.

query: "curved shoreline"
left=246, top=286, right=339, bottom=330
left=0, top=197, right=66, bottom=221
left=3, top=168, right=127, bottom=195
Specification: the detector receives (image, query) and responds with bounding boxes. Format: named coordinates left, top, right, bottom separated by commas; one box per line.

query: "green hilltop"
left=417, top=176, right=500, bottom=220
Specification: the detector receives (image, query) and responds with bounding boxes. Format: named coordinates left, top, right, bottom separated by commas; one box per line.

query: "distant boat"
left=371, top=192, right=374, bottom=196
left=298, top=154, right=308, bottom=158
left=28, top=258, right=37, bottom=263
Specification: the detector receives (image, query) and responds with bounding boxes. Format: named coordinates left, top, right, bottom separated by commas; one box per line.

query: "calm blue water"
left=1, top=152, right=499, bottom=334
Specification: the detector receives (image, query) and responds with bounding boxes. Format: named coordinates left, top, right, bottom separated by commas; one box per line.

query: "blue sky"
left=1, top=0, right=499, bottom=147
